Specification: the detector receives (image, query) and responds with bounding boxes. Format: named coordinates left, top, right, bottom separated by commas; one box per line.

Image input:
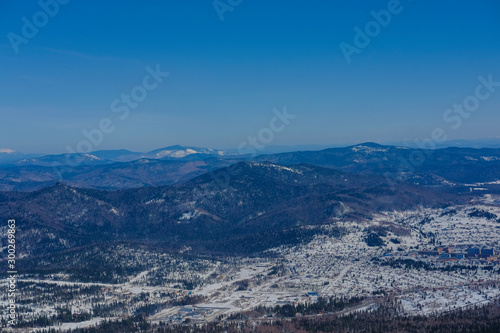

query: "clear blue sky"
left=1, top=0, right=500, bottom=153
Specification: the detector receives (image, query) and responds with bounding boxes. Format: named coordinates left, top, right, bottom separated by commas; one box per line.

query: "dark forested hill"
left=0, top=162, right=460, bottom=257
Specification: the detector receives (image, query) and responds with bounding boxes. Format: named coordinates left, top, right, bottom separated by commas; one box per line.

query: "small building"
left=439, top=253, right=451, bottom=259
left=481, top=248, right=494, bottom=256
left=467, top=248, right=480, bottom=255
left=179, top=307, right=195, bottom=313
left=419, top=251, right=439, bottom=256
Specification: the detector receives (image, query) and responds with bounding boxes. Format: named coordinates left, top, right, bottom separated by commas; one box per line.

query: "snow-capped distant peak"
left=0, top=148, right=15, bottom=154
left=351, top=145, right=388, bottom=153
left=147, top=145, right=227, bottom=159
left=155, top=149, right=198, bottom=158
left=82, top=154, right=102, bottom=160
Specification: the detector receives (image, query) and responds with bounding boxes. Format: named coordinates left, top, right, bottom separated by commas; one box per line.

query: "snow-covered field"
left=2, top=199, right=500, bottom=330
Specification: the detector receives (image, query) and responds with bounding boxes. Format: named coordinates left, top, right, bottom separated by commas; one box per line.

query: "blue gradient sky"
left=1, top=0, right=500, bottom=153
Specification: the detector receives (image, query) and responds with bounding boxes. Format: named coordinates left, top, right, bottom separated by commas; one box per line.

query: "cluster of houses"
left=401, top=245, right=499, bottom=265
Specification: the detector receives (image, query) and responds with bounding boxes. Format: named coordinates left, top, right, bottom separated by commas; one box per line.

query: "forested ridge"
left=15, top=297, right=500, bottom=333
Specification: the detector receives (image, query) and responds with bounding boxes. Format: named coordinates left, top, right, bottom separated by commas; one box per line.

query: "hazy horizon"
left=3, top=137, right=500, bottom=156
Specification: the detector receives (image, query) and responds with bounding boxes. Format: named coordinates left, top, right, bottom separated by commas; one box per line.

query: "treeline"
left=6, top=315, right=149, bottom=333
left=227, top=295, right=364, bottom=320
left=16, top=298, right=500, bottom=333
left=15, top=244, right=150, bottom=284
left=380, top=258, right=500, bottom=274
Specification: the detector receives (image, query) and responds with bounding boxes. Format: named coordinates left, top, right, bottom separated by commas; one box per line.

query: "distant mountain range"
left=2, top=142, right=499, bottom=258
left=255, top=142, right=500, bottom=187
left=0, top=146, right=243, bottom=191
left=0, top=143, right=500, bottom=191
left=3, top=138, right=500, bottom=166
left=0, top=145, right=232, bottom=167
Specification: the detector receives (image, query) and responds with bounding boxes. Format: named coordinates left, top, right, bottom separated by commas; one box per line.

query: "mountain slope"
left=0, top=162, right=461, bottom=257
